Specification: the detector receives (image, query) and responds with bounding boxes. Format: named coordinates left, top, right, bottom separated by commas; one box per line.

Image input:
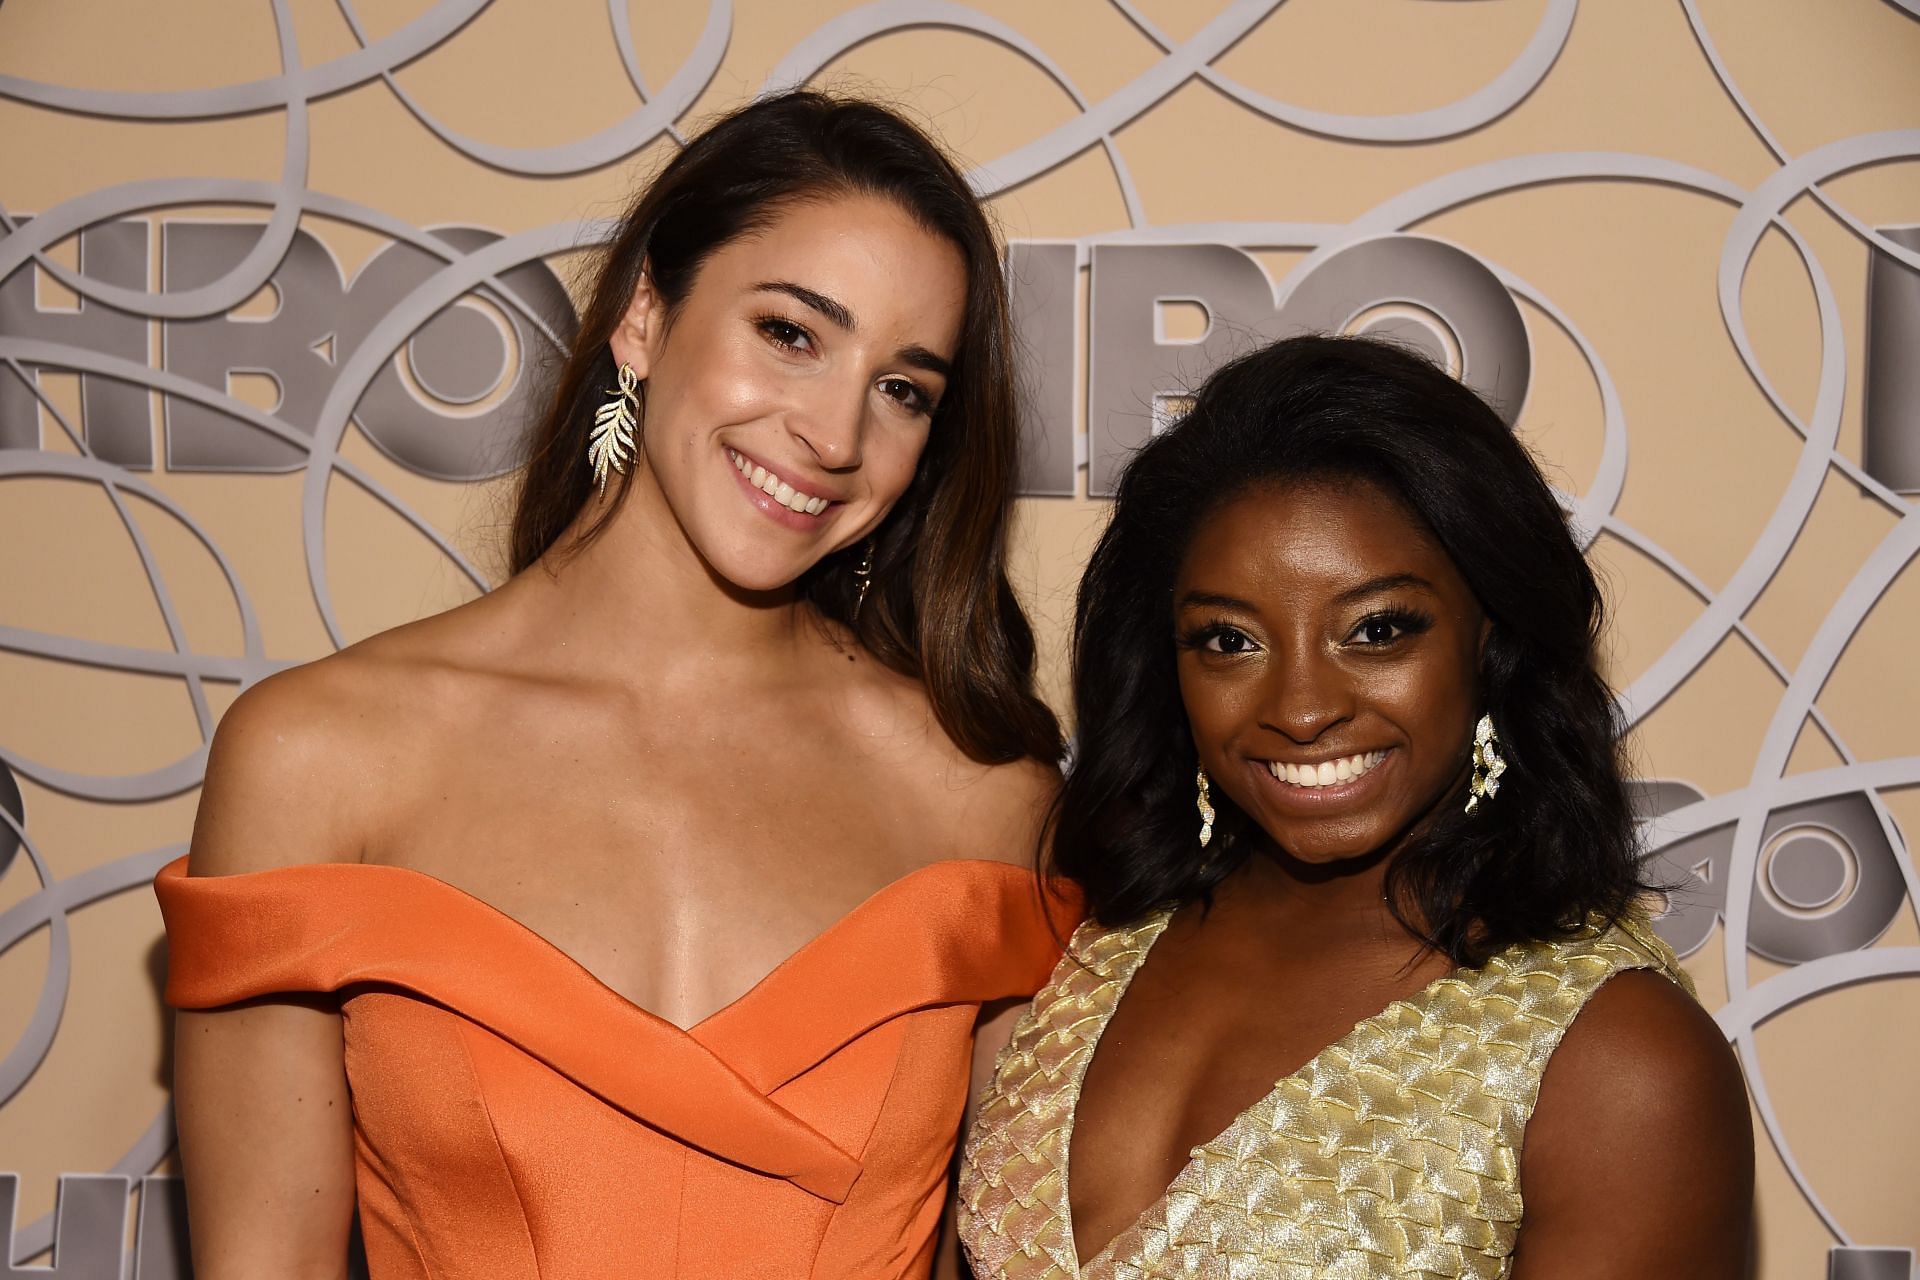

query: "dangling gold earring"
left=853, top=540, right=876, bottom=616
left=1196, top=766, right=1215, bottom=848
left=1464, top=713, right=1506, bottom=815
left=587, top=362, right=640, bottom=494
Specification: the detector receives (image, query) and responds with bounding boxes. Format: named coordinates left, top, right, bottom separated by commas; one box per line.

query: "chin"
left=712, top=558, right=814, bottom=594
left=697, top=532, right=837, bottom=594
left=1266, top=820, right=1396, bottom=867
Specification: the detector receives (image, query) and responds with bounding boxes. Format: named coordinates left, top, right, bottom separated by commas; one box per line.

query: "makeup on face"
left=1173, top=477, right=1487, bottom=868
left=612, top=194, right=967, bottom=592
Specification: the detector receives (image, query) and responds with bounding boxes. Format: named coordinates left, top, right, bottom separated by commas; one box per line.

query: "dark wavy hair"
left=1051, top=334, right=1648, bottom=964
left=511, top=90, right=1057, bottom=765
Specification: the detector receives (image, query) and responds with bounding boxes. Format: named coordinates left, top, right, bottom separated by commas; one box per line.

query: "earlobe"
left=609, top=266, right=659, bottom=380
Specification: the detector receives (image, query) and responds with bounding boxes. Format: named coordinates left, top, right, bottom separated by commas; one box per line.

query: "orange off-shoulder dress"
left=155, top=855, right=1073, bottom=1279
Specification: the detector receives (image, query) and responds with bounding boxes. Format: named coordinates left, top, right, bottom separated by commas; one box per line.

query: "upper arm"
left=926, top=752, right=1056, bottom=1277
left=175, top=666, right=379, bottom=1279
left=1510, top=968, right=1754, bottom=1280
left=189, top=662, right=377, bottom=877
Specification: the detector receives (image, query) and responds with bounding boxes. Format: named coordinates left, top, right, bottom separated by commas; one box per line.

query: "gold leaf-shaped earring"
left=1196, top=766, right=1215, bottom=848
left=1464, top=713, right=1507, bottom=815
left=587, top=362, right=640, bottom=494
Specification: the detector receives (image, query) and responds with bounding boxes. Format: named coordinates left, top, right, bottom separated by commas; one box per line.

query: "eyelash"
left=755, top=315, right=813, bottom=353
left=1176, top=619, right=1255, bottom=655
left=879, top=376, right=936, bottom=417
left=1346, top=607, right=1434, bottom=647
left=1174, top=607, right=1436, bottom=655
left=753, top=315, right=937, bottom=418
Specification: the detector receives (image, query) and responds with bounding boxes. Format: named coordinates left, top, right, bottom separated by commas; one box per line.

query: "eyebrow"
left=755, top=280, right=854, bottom=331
left=1334, top=572, right=1437, bottom=605
left=1177, top=574, right=1436, bottom=613
left=753, top=280, right=954, bottom=380
left=897, top=344, right=952, bottom=379
left=1177, top=590, right=1255, bottom=612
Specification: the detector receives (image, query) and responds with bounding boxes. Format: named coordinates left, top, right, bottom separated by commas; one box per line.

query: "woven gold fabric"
left=958, top=910, right=1690, bottom=1279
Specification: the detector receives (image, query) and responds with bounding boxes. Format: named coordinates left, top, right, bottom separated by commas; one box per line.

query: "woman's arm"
left=1510, top=968, right=1754, bottom=1279
left=932, top=754, right=1062, bottom=1279
left=933, top=997, right=1026, bottom=1280
left=172, top=673, right=370, bottom=1280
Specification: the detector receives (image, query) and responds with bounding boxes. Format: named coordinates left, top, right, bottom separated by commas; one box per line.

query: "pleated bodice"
left=156, top=855, right=1074, bottom=1279
left=958, top=910, right=1690, bottom=1279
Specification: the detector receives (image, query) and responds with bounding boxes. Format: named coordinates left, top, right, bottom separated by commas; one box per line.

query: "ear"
left=608, top=264, right=663, bottom=379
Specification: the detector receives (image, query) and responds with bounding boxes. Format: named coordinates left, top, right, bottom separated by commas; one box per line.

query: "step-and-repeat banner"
left=1, top=1, right=1916, bottom=1275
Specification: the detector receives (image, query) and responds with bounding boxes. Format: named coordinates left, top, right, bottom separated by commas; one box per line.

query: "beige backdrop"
left=1, top=1, right=1916, bottom=1275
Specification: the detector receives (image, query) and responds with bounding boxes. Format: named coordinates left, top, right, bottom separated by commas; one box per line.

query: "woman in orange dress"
left=157, top=91, right=1072, bottom=1279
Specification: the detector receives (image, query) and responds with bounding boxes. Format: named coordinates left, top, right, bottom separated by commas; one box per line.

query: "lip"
left=725, top=446, right=841, bottom=531
left=1248, top=747, right=1397, bottom=813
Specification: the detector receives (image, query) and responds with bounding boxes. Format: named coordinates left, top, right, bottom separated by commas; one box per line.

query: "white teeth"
left=1267, top=751, right=1386, bottom=789
left=729, top=449, right=831, bottom=517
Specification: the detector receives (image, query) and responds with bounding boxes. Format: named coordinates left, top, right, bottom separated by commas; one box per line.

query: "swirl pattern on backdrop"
left=1, top=0, right=1915, bottom=1268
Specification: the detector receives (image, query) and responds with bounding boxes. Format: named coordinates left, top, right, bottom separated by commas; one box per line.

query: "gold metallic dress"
left=957, top=909, right=1690, bottom=1279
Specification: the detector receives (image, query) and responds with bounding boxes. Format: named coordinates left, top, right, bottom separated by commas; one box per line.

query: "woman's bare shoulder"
left=189, top=599, right=512, bottom=878
left=933, top=752, right=1062, bottom=869
left=1511, top=966, right=1753, bottom=1277
left=821, top=641, right=1062, bottom=870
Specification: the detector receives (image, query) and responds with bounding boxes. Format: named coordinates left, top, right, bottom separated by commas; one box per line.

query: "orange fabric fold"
left=154, top=854, right=1076, bottom=1279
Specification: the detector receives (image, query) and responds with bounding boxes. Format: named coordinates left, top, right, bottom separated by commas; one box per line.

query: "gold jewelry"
left=1196, top=766, right=1215, bottom=848
left=587, top=362, right=639, bottom=494
left=853, top=540, right=876, bottom=615
left=1465, top=713, right=1506, bottom=815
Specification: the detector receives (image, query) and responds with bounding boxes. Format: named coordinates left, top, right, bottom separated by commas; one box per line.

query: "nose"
left=1258, top=643, right=1355, bottom=745
left=788, top=374, right=867, bottom=471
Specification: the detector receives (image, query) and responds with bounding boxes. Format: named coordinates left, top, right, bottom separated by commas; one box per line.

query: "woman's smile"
left=724, top=445, right=839, bottom=523
left=611, top=193, right=965, bottom=592
left=1175, top=475, right=1487, bottom=867
left=1247, top=747, right=1396, bottom=812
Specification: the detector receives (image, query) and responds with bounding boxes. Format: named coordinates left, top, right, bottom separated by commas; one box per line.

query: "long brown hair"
left=512, top=90, right=1058, bottom=766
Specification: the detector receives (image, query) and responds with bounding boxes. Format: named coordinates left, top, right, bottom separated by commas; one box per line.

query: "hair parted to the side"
left=1051, top=334, right=1650, bottom=965
left=511, top=90, right=1058, bottom=766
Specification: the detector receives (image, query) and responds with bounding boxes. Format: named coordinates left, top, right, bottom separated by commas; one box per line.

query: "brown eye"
left=1347, top=609, right=1431, bottom=647
left=757, top=317, right=812, bottom=352
left=878, top=376, right=934, bottom=417
left=1358, top=617, right=1402, bottom=645
left=1206, top=627, right=1256, bottom=655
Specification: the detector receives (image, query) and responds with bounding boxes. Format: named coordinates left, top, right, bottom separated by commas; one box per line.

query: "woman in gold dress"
left=958, top=335, right=1753, bottom=1279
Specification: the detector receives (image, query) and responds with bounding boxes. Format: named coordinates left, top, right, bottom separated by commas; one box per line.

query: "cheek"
left=652, top=336, right=775, bottom=435
left=866, top=426, right=932, bottom=502
left=1362, top=651, right=1477, bottom=759
left=1177, top=659, right=1256, bottom=751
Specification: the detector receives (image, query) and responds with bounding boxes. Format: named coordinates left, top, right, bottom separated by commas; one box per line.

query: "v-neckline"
left=1060, top=910, right=1471, bottom=1275
left=158, top=853, right=1077, bottom=1206
left=355, top=855, right=1021, bottom=1035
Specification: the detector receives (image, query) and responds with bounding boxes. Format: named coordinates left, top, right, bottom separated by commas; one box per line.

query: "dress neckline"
left=158, top=854, right=1075, bottom=1203
left=1061, top=910, right=1474, bottom=1275
left=172, top=854, right=1036, bottom=1035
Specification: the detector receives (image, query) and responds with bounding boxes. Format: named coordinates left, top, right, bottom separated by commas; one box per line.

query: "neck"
left=504, top=462, right=824, bottom=686
left=1220, top=834, right=1430, bottom=958
left=1254, top=844, right=1396, bottom=917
